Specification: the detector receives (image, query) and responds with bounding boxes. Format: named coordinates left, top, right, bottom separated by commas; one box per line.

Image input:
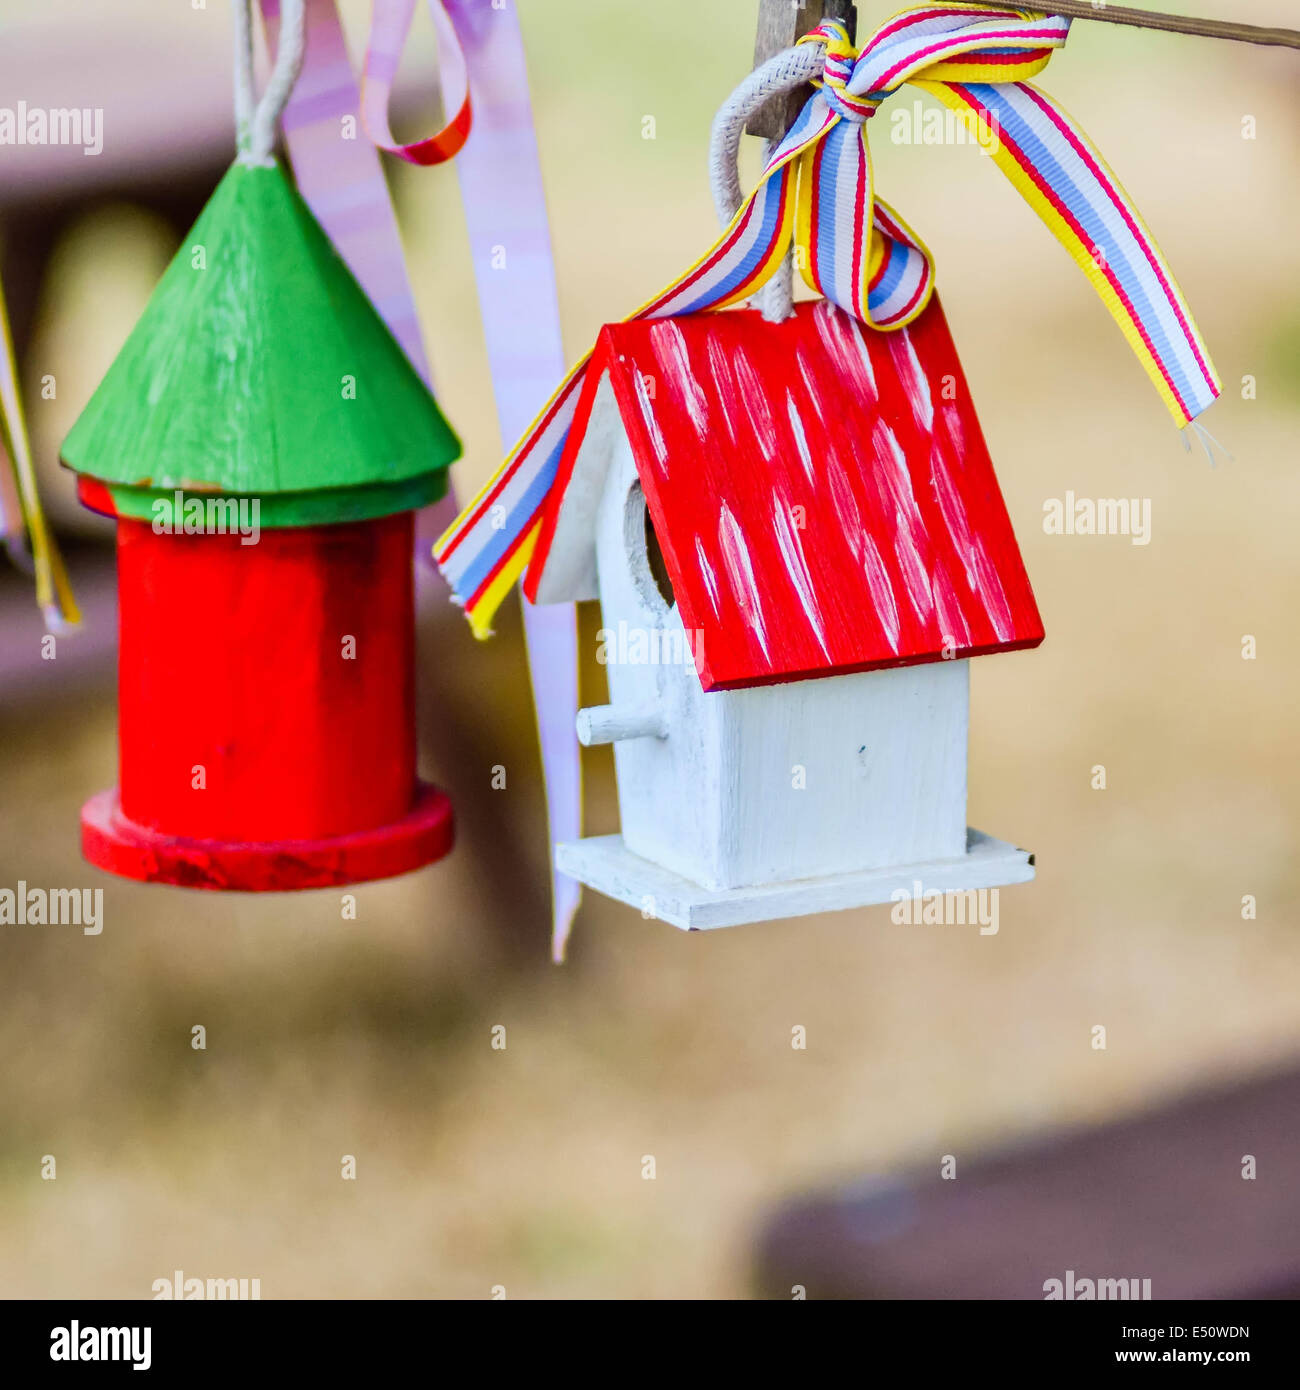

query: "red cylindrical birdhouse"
left=61, top=160, right=460, bottom=891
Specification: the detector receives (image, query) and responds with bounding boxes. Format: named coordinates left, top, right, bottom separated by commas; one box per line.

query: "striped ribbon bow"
left=435, top=2, right=1221, bottom=638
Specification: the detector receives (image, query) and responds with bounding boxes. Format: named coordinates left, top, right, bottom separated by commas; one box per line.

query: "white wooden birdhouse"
left=523, top=296, right=1043, bottom=929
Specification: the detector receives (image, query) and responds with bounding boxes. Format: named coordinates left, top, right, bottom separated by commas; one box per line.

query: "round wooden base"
left=81, top=783, right=454, bottom=892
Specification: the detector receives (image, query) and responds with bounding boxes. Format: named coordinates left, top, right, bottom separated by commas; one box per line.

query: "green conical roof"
left=62, top=159, right=458, bottom=520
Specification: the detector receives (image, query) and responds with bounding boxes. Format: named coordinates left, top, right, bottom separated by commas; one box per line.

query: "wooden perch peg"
left=746, top=0, right=857, bottom=140
left=575, top=703, right=669, bottom=747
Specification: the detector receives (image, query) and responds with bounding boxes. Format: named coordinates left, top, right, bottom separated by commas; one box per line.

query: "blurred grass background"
left=1, top=0, right=1299, bottom=1297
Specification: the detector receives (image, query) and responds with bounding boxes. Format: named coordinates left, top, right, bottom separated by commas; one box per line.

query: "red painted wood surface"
left=80, top=510, right=453, bottom=890
left=81, top=783, right=453, bottom=892
left=76, top=475, right=116, bottom=518
left=534, top=298, right=1044, bottom=692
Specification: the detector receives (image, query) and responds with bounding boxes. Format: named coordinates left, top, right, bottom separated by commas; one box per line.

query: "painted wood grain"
left=557, top=829, right=1033, bottom=931
left=582, top=413, right=971, bottom=893
left=79, top=511, right=454, bottom=891
left=533, top=298, right=1044, bottom=691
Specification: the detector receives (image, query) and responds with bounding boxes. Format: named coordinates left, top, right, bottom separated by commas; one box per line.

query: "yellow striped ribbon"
left=0, top=275, right=79, bottom=631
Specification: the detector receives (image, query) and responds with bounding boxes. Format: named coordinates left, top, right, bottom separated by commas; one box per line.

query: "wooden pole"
left=963, top=2, right=1300, bottom=51
left=746, top=1, right=860, bottom=318
left=748, top=2, right=1297, bottom=144
left=746, top=0, right=857, bottom=140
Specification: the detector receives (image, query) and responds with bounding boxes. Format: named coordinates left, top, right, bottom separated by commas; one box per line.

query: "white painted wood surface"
left=715, top=660, right=968, bottom=886
left=576, top=703, right=668, bottom=746
left=529, top=374, right=622, bottom=605
left=588, top=424, right=724, bottom=886
left=557, top=828, right=1035, bottom=931
left=582, top=409, right=971, bottom=891
left=547, top=377, right=1029, bottom=926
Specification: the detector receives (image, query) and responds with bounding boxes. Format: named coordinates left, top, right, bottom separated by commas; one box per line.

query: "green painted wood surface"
left=102, top=475, right=447, bottom=528
left=103, top=474, right=445, bottom=528
left=62, top=160, right=459, bottom=509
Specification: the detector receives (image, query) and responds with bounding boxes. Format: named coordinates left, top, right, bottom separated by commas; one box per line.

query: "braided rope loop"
left=708, top=42, right=825, bottom=322
left=233, top=0, right=307, bottom=166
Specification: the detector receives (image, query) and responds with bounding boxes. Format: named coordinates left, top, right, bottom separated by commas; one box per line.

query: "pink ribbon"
left=441, top=0, right=580, bottom=961
left=260, top=0, right=580, bottom=954
left=363, top=0, right=472, bottom=165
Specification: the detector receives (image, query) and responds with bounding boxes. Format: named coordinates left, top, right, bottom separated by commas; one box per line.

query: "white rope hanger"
left=232, top=0, right=308, bottom=167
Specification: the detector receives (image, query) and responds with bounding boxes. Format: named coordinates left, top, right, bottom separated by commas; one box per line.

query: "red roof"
left=528, top=297, right=1043, bottom=692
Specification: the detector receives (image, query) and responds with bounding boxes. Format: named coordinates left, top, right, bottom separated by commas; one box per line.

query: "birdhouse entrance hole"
left=624, top=480, right=675, bottom=612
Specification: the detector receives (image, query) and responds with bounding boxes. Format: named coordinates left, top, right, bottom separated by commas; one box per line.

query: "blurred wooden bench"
left=754, top=1065, right=1300, bottom=1299
left=0, top=13, right=240, bottom=356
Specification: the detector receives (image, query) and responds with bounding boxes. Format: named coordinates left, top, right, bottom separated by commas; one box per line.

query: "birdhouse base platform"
left=556, top=829, right=1034, bottom=931
left=80, top=783, right=454, bottom=892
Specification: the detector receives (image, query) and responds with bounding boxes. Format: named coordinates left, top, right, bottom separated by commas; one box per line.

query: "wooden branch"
left=963, top=1, right=1300, bottom=50
left=744, top=0, right=1297, bottom=145
left=746, top=0, right=857, bottom=140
